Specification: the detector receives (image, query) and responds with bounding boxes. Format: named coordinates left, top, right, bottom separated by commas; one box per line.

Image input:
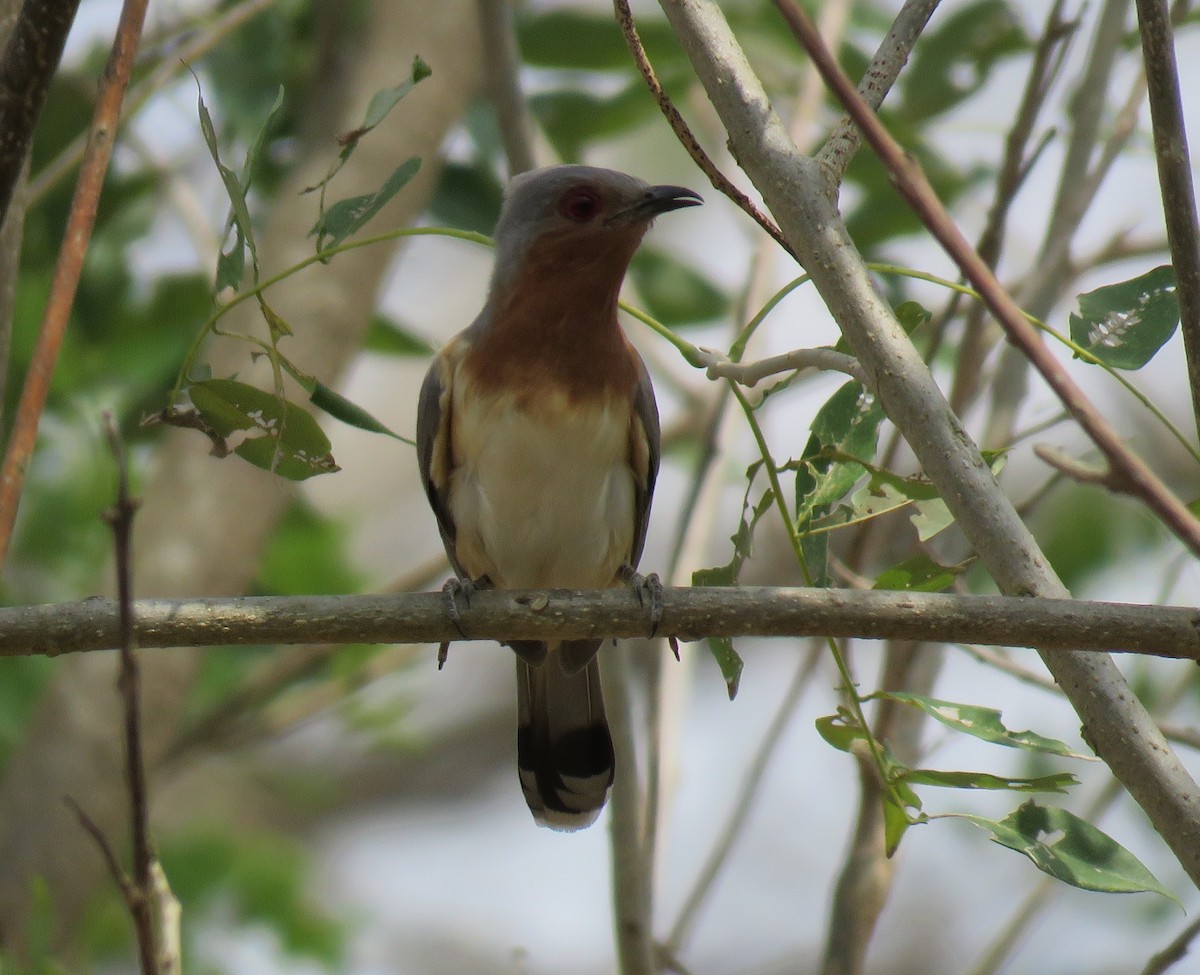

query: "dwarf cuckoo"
left=416, top=165, right=701, bottom=829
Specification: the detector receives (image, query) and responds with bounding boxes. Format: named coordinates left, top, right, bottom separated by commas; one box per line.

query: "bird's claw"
left=442, top=576, right=473, bottom=640
left=623, top=568, right=664, bottom=638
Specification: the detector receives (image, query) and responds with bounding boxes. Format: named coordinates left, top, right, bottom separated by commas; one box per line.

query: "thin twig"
left=0, top=0, right=152, bottom=568
left=612, top=0, right=797, bottom=260
left=103, top=413, right=157, bottom=974
left=63, top=795, right=135, bottom=903
left=816, top=0, right=942, bottom=186
left=698, top=346, right=865, bottom=387
left=769, top=0, right=1200, bottom=559
left=1135, top=0, right=1200, bottom=444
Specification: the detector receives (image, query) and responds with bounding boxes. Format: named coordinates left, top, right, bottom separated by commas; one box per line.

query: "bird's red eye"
left=559, top=187, right=601, bottom=223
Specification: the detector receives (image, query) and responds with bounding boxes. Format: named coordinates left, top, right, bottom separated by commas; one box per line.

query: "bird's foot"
left=621, top=567, right=664, bottom=638
left=438, top=576, right=492, bottom=669
left=442, top=576, right=475, bottom=639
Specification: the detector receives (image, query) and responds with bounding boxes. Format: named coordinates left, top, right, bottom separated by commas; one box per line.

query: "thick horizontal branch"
left=5, top=587, right=1200, bottom=659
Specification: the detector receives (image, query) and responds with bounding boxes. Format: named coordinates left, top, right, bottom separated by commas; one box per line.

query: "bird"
left=416, top=164, right=702, bottom=829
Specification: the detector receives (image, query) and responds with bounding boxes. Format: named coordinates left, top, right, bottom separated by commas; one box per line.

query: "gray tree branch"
left=1, top=587, right=1198, bottom=659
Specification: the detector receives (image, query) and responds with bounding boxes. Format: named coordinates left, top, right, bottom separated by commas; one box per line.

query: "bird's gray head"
left=489, top=165, right=702, bottom=294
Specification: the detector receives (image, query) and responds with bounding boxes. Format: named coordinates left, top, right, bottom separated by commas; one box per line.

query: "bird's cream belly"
left=448, top=390, right=636, bottom=589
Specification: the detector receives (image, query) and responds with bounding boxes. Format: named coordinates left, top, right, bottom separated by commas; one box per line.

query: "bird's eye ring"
left=559, top=187, right=601, bottom=223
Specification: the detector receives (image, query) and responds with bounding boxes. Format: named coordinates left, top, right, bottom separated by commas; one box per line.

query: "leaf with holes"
left=962, top=801, right=1178, bottom=900
left=189, top=379, right=338, bottom=480
left=794, top=381, right=885, bottom=527
left=878, top=692, right=1093, bottom=759
left=1069, top=266, right=1179, bottom=370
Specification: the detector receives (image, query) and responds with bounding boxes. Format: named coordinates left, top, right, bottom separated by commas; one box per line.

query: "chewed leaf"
left=795, top=381, right=885, bottom=526
left=962, top=801, right=1178, bottom=901
left=815, top=709, right=867, bottom=752
left=903, top=768, right=1077, bottom=793
left=1069, top=265, right=1179, bottom=370
left=879, top=692, right=1094, bottom=759
left=189, top=379, right=339, bottom=480
left=706, top=637, right=744, bottom=699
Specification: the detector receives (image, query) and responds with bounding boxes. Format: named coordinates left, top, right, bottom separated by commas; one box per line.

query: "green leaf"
left=895, top=299, right=932, bottom=334
left=962, top=801, right=1178, bottom=900
left=310, top=381, right=413, bottom=444
left=362, top=58, right=431, bottom=132
left=873, top=554, right=966, bottom=592
left=883, top=792, right=914, bottom=856
left=196, top=83, right=259, bottom=283
left=692, top=563, right=736, bottom=587
left=815, top=708, right=866, bottom=752
left=189, top=379, right=339, bottom=480
left=910, top=494, right=955, bottom=541
left=313, top=157, right=421, bottom=251
left=215, top=227, right=246, bottom=293
left=693, top=473, right=773, bottom=589
left=240, top=84, right=287, bottom=196
left=364, top=315, right=437, bottom=357
left=903, top=768, right=1077, bottom=793
left=706, top=636, right=744, bottom=699
left=234, top=435, right=339, bottom=481
left=1069, top=265, right=1179, bottom=370
left=879, top=692, right=1093, bottom=759
left=629, top=248, right=729, bottom=326
left=795, top=381, right=885, bottom=526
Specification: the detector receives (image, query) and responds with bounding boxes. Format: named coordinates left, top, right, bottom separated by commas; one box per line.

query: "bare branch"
left=3, top=587, right=1200, bottom=659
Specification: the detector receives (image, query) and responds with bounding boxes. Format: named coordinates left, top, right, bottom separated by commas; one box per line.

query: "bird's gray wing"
left=416, top=346, right=466, bottom=579
left=628, top=352, right=661, bottom=570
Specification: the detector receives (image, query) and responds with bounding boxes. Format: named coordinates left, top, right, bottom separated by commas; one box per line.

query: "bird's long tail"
left=516, top=649, right=614, bottom=830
